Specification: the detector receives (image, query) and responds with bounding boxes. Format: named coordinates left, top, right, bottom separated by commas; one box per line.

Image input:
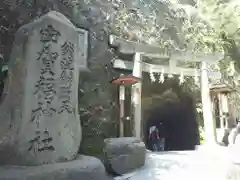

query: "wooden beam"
left=141, top=51, right=224, bottom=64
left=218, top=93, right=225, bottom=130
left=119, top=85, right=125, bottom=137
left=170, top=51, right=223, bottom=64
left=210, top=84, right=233, bottom=93
left=109, top=35, right=224, bottom=63
left=131, top=53, right=142, bottom=139
left=113, top=59, right=221, bottom=78
left=109, top=35, right=169, bottom=57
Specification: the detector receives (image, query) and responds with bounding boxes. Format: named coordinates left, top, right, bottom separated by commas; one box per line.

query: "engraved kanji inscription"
left=34, top=76, right=56, bottom=99
left=60, top=57, right=74, bottom=80
left=61, top=41, right=74, bottom=56
left=58, top=41, right=74, bottom=114
left=30, top=24, right=60, bottom=124
left=40, top=25, right=61, bottom=43
left=31, top=101, right=56, bottom=123
left=28, top=130, right=55, bottom=153
left=37, top=44, right=59, bottom=76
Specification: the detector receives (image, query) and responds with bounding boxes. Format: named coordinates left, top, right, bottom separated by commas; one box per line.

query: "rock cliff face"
left=62, top=0, right=120, bottom=157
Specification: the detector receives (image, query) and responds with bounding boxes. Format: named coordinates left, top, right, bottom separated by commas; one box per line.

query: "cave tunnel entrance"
left=142, top=74, right=200, bottom=151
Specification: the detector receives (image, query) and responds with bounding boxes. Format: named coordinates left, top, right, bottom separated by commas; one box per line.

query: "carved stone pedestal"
left=0, top=155, right=108, bottom=180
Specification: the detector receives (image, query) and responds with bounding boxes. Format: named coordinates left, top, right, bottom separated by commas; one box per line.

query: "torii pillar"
left=201, top=61, right=217, bottom=144
left=131, top=53, right=142, bottom=139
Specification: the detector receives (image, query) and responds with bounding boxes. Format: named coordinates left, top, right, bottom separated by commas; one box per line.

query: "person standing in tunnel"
left=148, top=123, right=165, bottom=151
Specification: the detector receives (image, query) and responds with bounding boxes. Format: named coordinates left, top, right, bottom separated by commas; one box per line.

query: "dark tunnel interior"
left=144, top=93, right=200, bottom=151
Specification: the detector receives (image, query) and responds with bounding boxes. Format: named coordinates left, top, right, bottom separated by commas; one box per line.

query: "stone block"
left=228, top=128, right=238, bottom=145
left=234, top=134, right=240, bottom=146
left=0, top=11, right=88, bottom=166
left=0, top=155, right=108, bottom=180
left=103, top=137, right=146, bottom=175
left=216, top=129, right=229, bottom=145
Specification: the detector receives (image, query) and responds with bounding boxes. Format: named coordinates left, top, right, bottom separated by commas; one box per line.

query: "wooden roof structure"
left=210, top=84, right=234, bottom=93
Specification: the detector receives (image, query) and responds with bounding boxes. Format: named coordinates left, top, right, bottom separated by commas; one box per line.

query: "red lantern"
left=110, top=75, right=141, bottom=85
left=110, top=74, right=141, bottom=137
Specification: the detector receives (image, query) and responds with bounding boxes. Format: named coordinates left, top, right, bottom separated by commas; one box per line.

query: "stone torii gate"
left=109, top=35, right=224, bottom=144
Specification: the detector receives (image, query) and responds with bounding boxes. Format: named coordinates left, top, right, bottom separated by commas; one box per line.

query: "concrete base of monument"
left=0, top=155, right=108, bottom=180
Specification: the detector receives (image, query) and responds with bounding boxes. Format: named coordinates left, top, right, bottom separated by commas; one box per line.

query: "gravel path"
left=114, top=145, right=240, bottom=180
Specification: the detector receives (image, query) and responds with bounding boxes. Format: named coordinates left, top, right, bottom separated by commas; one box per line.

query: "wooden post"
left=201, top=61, right=217, bottom=144
left=131, top=52, right=142, bottom=139
left=218, top=93, right=225, bottom=129
left=119, top=85, right=125, bottom=137
left=218, top=93, right=230, bottom=129
left=221, top=93, right=229, bottom=128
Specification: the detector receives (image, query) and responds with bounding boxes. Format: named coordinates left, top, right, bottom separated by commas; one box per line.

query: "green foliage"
left=108, top=0, right=223, bottom=52
left=107, top=0, right=240, bottom=72
left=0, top=0, right=60, bottom=61
left=199, top=126, right=205, bottom=144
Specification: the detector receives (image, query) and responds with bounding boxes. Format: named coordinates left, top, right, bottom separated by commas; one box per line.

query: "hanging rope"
left=149, top=65, right=156, bottom=82
left=159, top=68, right=165, bottom=83
left=179, top=71, right=184, bottom=84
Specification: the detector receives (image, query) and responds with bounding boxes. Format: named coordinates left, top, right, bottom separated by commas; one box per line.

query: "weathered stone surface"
left=216, top=129, right=230, bottom=145
left=234, top=134, right=240, bottom=145
left=0, top=11, right=87, bottom=166
left=228, top=124, right=240, bottom=145
left=229, top=133, right=240, bottom=161
left=103, top=137, right=146, bottom=175
left=0, top=155, right=108, bottom=180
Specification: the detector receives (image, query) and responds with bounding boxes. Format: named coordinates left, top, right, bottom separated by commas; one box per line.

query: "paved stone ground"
left=114, top=145, right=240, bottom=180
left=1, top=145, right=239, bottom=180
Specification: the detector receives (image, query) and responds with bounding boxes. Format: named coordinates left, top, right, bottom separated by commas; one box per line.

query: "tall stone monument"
left=0, top=11, right=83, bottom=166
left=0, top=11, right=108, bottom=180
